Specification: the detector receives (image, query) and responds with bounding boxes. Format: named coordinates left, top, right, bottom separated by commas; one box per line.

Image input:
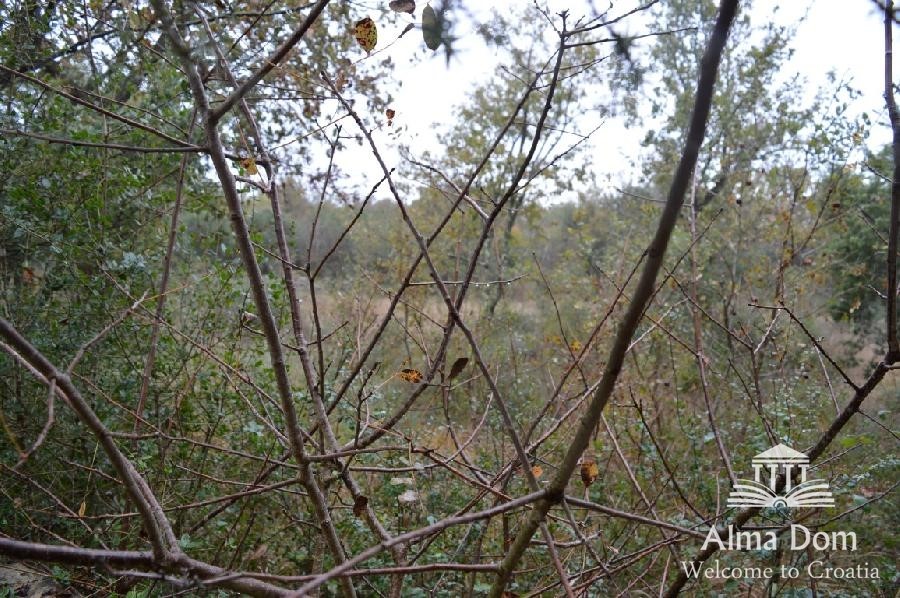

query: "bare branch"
left=885, top=0, right=900, bottom=360
left=489, top=1, right=739, bottom=594
left=211, top=0, right=331, bottom=122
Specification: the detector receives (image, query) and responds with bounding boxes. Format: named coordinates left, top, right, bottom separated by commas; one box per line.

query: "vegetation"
left=0, top=0, right=897, bottom=596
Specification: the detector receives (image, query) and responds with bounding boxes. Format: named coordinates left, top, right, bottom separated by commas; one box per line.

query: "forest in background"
left=0, top=0, right=898, bottom=596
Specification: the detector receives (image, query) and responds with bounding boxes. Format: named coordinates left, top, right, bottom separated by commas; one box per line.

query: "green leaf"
left=422, top=5, right=441, bottom=51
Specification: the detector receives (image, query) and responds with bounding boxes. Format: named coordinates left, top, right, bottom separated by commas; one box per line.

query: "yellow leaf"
left=78, top=501, right=86, bottom=518
left=399, top=368, right=423, bottom=383
left=580, top=459, right=599, bottom=487
left=353, top=17, right=377, bottom=54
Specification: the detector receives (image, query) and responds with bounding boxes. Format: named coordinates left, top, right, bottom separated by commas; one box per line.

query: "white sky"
left=325, top=0, right=895, bottom=199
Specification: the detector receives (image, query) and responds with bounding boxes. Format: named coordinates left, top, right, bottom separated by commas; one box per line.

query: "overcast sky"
left=323, top=0, right=894, bottom=199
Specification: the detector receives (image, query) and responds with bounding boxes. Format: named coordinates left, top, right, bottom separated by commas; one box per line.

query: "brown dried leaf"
left=580, top=459, right=599, bottom=487
left=353, top=495, right=368, bottom=517
left=335, top=69, right=348, bottom=92
left=77, top=501, right=86, bottom=518
left=447, top=357, right=469, bottom=381
left=389, top=0, right=416, bottom=13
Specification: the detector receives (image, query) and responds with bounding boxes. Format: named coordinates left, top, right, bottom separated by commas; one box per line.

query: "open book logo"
left=726, top=444, right=835, bottom=509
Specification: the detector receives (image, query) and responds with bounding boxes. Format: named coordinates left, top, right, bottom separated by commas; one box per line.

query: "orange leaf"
left=399, top=368, right=423, bottom=383
left=531, top=465, right=543, bottom=479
